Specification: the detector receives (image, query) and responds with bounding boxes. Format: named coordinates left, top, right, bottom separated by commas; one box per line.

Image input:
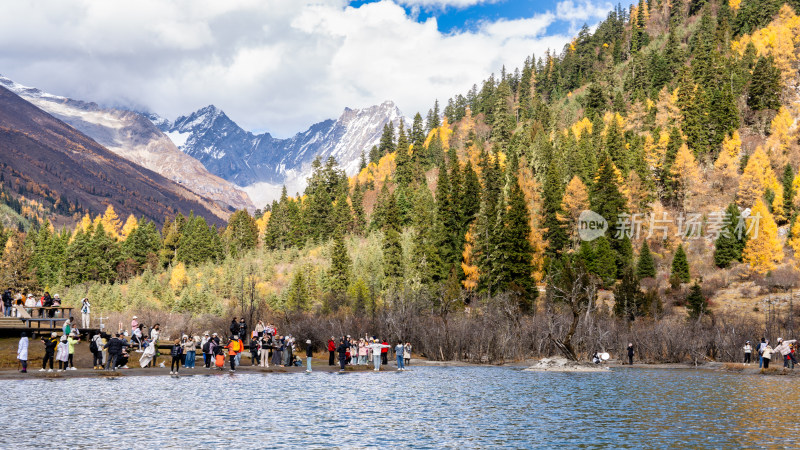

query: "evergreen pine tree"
left=493, top=173, right=536, bottom=310
left=670, top=244, right=691, bottom=283
left=714, top=203, right=747, bottom=267
left=351, top=180, right=366, bottom=235
left=543, top=162, right=568, bottom=258
left=328, top=230, right=351, bottom=311
left=686, top=281, right=707, bottom=318
left=636, top=240, right=656, bottom=278
left=747, top=55, right=781, bottom=111
left=782, top=164, right=795, bottom=221
left=614, top=267, right=643, bottom=320
left=225, top=210, right=259, bottom=258
left=593, top=236, right=617, bottom=285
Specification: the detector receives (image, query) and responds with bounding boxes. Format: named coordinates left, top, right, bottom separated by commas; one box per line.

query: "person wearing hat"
left=743, top=341, right=752, bottom=364
left=40, top=332, right=58, bottom=372
left=17, top=332, right=28, bottom=373
left=305, top=339, right=313, bottom=373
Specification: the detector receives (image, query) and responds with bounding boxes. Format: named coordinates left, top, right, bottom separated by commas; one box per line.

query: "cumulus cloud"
left=396, top=0, right=499, bottom=9
left=0, top=0, right=611, bottom=137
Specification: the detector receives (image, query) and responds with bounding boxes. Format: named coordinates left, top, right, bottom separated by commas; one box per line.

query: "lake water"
left=2, top=366, right=797, bottom=448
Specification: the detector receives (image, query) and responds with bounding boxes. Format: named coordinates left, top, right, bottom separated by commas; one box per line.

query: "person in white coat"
left=17, top=332, right=29, bottom=373
left=773, top=338, right=797, bottom=369
left=55, top=336, right=69, bottom=371
left=80, top=298, right=90, bottom=328
left=367, top=339, right=391, bottom=371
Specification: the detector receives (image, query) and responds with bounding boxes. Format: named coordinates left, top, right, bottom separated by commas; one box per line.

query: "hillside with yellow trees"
left=4, top=0, right=800, bottom=363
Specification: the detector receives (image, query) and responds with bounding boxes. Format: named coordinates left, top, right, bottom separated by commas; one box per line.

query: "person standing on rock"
left=337, top=338, right=348, bottom=371
left=17, top=332, right=28, bottom=373
left=404, top=342, right=412, bottom=367
left=230, top=318, right=240, bottom=339
left=743, top=341, right=752, bottom=364
left=627, top=343, right=634, bottom=365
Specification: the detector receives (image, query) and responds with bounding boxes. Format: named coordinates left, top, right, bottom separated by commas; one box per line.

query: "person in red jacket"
left=381, top=339, right=389, bottom=365
left=327, top=337, right=336, bottom=366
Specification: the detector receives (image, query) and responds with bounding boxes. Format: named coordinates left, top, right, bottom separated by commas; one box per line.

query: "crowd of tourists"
left=14, top=313, right=412, bottom=375
left=742, top=338, right=798, bottom=369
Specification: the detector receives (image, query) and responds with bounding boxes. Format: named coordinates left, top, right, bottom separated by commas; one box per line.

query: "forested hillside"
left=4, top=0, right=800, bottom=362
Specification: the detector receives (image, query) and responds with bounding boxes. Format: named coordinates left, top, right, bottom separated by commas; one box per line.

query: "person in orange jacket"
left=224, top=335, right=243, bottom=372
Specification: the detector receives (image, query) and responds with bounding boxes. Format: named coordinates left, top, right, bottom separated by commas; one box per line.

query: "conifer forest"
left=4, top=0, right=800, bottom=363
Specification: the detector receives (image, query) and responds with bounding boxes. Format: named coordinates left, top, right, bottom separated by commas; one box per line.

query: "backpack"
left=89, top=339, right=98, bottom=353
left=171, top=345, right=181, bottom=357
left=202, top=341, right=211, bottom=353
left=231, top=340, right=240, bottom=352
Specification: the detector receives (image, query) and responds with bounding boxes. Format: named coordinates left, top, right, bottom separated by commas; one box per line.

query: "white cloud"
left=396, top=0, right=498, bottom=9
left=556, top=0, right=613, bottom=23
left=0, top=0, right=611, bottom=137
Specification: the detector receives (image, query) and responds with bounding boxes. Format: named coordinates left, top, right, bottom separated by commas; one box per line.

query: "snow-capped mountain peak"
left=157, top=101, right=409, bottom=207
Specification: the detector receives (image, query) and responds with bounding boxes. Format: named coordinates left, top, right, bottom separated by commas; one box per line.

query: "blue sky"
left=350, top=0, right=597, bottom=36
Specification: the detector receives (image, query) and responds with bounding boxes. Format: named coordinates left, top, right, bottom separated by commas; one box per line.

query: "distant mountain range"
left=152, top=101, right=408, bottom=207
left=0, top=74, right=407, bottom=213
left=0, top=75, right=253, bottom=213
left=0, top=85, right=227, bottom=226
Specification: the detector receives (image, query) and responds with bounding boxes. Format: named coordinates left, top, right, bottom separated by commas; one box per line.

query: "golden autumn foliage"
left=461, top=225, right=479, bottom=291
left=560, top=176, right=589, bottom=243
left=518, top=161, right=546, bottom=281
left=424, top=117, right=453, bottom=150
left=732, top=5, right=800, bottom=81
left=743, top=199, right=783, bottom=274
left=765, top=106, right=798, bottom=168
left=169, top=262, right=188, bottom=292
left=715, top=131, right=742, bottom=184
left=737, top=146, right=781, bottom=208
left=644, top=130, right=670, bottom=171
left=655, top=87, right=682, bottom=128
left=121, top=215, right=138, bottom=240
left=569, top=117, right=593, bottom=139
left=789, top=219, right=800, bottom=264
left=670, top=143, right=701, bottom=207
left=350, top=152, right=396, bottom=191
left=255, top=211, right=270, bottom=241
left=729, top=0, right=741, bottom=11
left=100, top=205, right=122, bottom=239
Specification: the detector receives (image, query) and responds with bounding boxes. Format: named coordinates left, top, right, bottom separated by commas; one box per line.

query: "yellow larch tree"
left=789, top=219, right=800, bottom=266
left=765, top=106, right=797, bottom=168
left=169, top=262, right=188, bottom=292
left=655, top=87, right=682, bottom=128
left=732, top=5, right=800, bottom=81
left=560, top=176, right=590, bottom=245
left=714, top=131, right=742, bottom=191
left=461, top=225, right=479, bottom=292
left=644, top=130, right=670, bottom=172
left=794, top=173, right=800, bottom=210
left=737, top=146, right=781, bottom=208
left=518, top=160, right=546, bottom=281
left=743, top=199, right=784, bottom=274
left=670, top=143, right=701, bottom=209
left=100, top=204, right=122, bottom=239
left=729, top=0, right=741, bottom=10
left=255, top=211, right=270, bottom=244
left=569, top=117, right=593, bottom=140
left=121, top=215, right=138, bottom=240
